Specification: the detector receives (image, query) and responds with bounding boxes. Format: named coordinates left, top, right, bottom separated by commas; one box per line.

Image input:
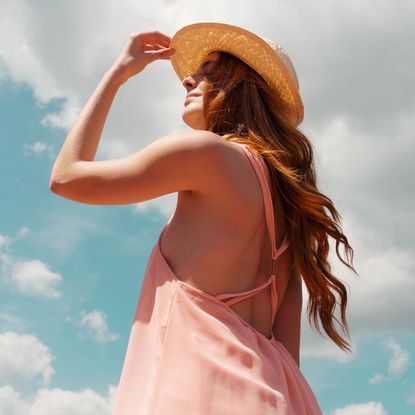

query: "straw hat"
left=169, top=22, right=304, bottom=127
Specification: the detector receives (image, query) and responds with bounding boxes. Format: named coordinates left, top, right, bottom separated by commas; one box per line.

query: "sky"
left=0, top=0, right=414, bottom=414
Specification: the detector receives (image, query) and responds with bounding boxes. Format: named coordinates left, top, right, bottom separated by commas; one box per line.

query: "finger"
left=147, top=47, right=176, bottom=62
left=141, top=43, right=166, bottom=51
left=142, top=31, right=172, bottom=43
left=136, top=31, right=171, bottom=47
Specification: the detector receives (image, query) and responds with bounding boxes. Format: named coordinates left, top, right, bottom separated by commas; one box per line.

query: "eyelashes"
left=199, top=69, right=211, bottom=76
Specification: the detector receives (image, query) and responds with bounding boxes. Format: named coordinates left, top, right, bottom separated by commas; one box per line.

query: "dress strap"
left=215, top=274, right=279, bottom=329
left=276, top=232, right=290, bottom=258
left=216, top=274, right=274, bottom=304
left=239, top=144, right=291, bottom=268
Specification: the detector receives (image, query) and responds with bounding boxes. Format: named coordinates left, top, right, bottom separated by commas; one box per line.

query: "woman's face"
left=181, top=51, right=221, bottom=130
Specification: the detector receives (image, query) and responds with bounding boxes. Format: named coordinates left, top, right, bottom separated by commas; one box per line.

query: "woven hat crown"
left=259, top=37, right=299, bottom=90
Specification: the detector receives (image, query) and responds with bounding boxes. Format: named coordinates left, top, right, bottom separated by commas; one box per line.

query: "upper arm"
left=272, top=264, right=303, bottom=367
left=50, top=130, right=224, bottom=205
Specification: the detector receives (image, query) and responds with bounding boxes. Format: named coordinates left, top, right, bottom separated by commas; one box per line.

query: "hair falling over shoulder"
left=202, top=52, right=358, bottom=353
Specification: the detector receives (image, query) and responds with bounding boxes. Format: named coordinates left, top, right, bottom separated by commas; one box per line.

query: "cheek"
left=199, top=81, right=209, bottom=94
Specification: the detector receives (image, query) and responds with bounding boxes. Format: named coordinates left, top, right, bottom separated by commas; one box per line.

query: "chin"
left=182, top=108, right=206, bottom=130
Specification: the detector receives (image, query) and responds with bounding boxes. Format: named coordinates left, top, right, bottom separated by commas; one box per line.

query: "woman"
left=50, top=22, right=356, bottom=414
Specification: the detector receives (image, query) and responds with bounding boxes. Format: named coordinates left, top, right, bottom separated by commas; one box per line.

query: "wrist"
left=106, top=64, right=128, bottom=86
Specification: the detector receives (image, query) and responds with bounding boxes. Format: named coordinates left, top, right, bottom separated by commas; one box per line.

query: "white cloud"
left=301, top=239, right=415, bottom=361
left=0, top=234, right=12, bottom=249
left=0, top=384, right=117, bottom=415
left=0, top=386, right=29, bottom=415
left=71, top=310, right=119, bottom=343
left=0, top=1, right=66, bottom=104
left=0, top=232, right=64, bottom=300
left=17, top=227, right=30, bottom=238
left=23, top=141, right=54, bottom=158
left=301, top=330, right=358, bottom=363
left=41, top=96, right=83, bottom=131
left=0, top=229, right=29, bottom=250
left=7, top=257, right=63, bottom=299
left=0, top=327, right=117, bottom=414
left=368, top=373, right=385, bottom=385
left=383, top=337, right=410, bottom=377
left=0, top=331, right=55, bottom=392
left=28, top=386, right=116, bottom=415
left=349, top=248, right=414, bottom=333
left=329, top=401, right=388, bottom=415
left=368, top=337, right=411, bottom=385
left=299, top=113, right=415, bottom=361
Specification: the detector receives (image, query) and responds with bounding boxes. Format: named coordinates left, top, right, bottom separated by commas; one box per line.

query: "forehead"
left=195, top=52, right=221, bottom=75
left=200, top=51, right=221, bottom=65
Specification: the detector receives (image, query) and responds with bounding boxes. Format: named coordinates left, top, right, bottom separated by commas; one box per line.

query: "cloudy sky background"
left=0, top=0, right=414, bottom=414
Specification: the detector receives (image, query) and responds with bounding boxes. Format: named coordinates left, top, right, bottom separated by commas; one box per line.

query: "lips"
left=184, top=94, right=201, bottom=105
left=185, top=93, right=201, bottom=99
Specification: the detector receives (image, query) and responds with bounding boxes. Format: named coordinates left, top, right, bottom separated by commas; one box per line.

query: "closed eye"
left=198, top=60, right=216, bottom=77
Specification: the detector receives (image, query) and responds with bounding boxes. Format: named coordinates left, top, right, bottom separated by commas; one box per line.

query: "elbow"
left=48, top=177, right=91, bottom=203
left=49, top=175, right=73, bottom=197
left=49, top=166, right=62, bottom=192
left=49, top=178, right=60, bottom=194
left=49, top=170, right=73, bottom=194
left=49, top=176, right=66, bottom=194
left=49, top=164, right=73, bottom=193
left=49, top=176, right=57, bottom=189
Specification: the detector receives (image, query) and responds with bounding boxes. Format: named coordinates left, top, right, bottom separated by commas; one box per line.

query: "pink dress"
left=112, top=143, right=323, bottom=414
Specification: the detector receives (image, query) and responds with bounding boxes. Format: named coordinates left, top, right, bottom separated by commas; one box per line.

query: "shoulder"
left=155, top=129, right=236, bottom=155
left=158, top=129, right=246, bottom=191
left=155, top=129, right=242, bottom=174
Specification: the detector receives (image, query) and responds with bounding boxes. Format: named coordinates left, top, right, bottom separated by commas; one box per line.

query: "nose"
left=182, top=74, right=197, bottom=91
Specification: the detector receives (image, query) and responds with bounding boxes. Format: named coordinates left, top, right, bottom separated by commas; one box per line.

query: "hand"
left=110, top=31, right=176, bottom=84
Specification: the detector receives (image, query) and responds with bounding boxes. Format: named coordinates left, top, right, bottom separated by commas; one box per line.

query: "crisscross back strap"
left=216, top=274, right=274, bottom=304
left=216, top=274, right=279, bottom=329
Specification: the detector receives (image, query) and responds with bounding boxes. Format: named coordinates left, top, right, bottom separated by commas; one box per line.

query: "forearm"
left=49, top=66, right=124, bottom=184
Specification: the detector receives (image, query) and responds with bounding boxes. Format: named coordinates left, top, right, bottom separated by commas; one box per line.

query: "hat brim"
left=170, top=22, right=304, bottom=126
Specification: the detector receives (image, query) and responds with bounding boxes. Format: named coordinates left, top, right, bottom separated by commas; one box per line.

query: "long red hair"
left=202, top=51, right=358, bottom=353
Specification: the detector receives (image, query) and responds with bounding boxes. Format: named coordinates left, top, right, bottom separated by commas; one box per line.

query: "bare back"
left=159, top=136, right=298, bottom=340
